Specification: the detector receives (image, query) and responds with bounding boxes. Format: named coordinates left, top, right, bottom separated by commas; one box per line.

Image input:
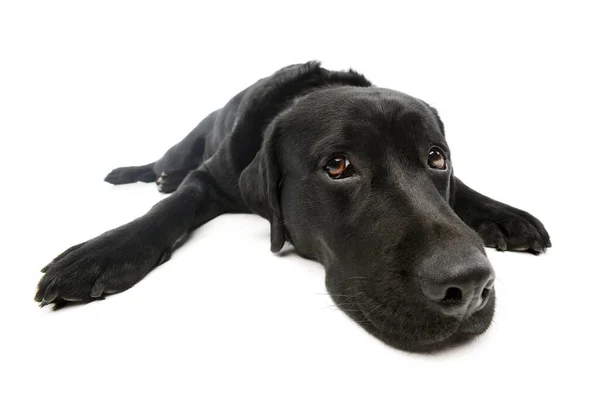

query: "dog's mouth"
left=331, top=288, right=495, bottom=353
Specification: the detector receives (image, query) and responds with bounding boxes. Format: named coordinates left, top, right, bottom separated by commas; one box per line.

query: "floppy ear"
left=239, top=122, right=286, bottom=253
left=427, top=105, right=445, bottom=136
left=449, top=172, right=457, bottom=206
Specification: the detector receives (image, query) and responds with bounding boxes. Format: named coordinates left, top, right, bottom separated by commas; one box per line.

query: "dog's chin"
left=343, top=292, right=495, bottom=353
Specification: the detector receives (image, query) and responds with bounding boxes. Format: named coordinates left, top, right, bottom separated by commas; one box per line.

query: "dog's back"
left=104, top=62, right=372, bottom=194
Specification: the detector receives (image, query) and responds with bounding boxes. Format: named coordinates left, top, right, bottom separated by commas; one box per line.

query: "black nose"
left=419, top=251, right=494, bottom=317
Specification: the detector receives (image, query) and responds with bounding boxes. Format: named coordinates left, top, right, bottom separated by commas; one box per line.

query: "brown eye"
left=428, top=148, right=447, bottom=170
left=324, top=155, right=352, bottom=179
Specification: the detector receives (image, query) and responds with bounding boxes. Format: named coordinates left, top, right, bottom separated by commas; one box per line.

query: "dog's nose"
left=419, top=251, right=494, bottom=317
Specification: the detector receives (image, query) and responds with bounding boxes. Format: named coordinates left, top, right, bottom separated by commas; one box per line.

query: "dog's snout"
left=419, top=251, right=494, bottom=317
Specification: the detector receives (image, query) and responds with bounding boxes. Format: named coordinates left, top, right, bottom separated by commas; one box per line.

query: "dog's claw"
left=157, top=250, right=172, bottom=265
left=43, top=290, right=59, bottom=304
left=51, top=299, right=69, bottom=310
left=497, top=237, right=508, bottom=252
left=90, top=281, right=104, bottom=298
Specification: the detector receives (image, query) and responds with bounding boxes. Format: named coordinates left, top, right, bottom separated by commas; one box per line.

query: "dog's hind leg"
left=105, top=113, right=215, bottom=191
left=104, top=163, right=157, bottom=184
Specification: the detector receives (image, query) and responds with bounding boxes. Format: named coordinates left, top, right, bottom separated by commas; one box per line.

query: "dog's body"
left=36, top=62, right=550, bottom=352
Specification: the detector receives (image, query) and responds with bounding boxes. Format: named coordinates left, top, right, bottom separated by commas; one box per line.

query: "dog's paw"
left=156, top=170, right=190, bottom=194
left=35, top=229, right=171, bottom=309
left=472, top=205, right=551, bottom=254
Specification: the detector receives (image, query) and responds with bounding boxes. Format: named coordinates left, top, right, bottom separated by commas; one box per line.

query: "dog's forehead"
left=284, top=86, right=443, bottom=154
left=298, top=86, right=431, bottom=116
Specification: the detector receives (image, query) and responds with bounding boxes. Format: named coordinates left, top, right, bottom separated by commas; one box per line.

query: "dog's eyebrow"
left=310, top=133, right=373, bottom=157
left=311, top=135, right=354, bottom=156
left=310, top=121, right=379, bottom=156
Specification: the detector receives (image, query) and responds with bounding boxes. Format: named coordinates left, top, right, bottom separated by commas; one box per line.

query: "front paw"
left=472, top=206, right=551, bottom=254
left=35, top=230, right=171, bottom=309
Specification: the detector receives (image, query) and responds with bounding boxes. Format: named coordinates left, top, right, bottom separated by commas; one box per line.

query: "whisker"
left=415, top=321, right=425, bottom=344
left=332, top=292, right=367, bottom=307
left=322, top=303, right=363, bottom=312
left=380, top=306, right=399, bottom=337
left=313, top=293, right=358, bottom=297
left=357, top=304, right=383, bottom=324
left=390, top=307, right=409, bottom=337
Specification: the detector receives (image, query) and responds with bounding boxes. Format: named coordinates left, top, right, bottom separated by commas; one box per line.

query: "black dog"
left=35, top=62, right=550, bottom=352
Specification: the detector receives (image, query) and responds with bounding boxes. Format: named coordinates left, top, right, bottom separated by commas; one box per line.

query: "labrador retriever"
left=35, top=62, right=550, bottom=352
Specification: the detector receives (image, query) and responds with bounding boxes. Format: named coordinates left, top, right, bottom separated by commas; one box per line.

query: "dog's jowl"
left=36, top=62, right=550, bottom=352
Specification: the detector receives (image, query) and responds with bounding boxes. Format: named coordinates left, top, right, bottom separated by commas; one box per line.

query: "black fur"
left=36, top=62, right=550, bottom=352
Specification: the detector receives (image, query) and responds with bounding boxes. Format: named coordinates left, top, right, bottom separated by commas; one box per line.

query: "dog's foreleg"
left=452, top=177, right=551, bottom=254
left=35, top=168, right=232, bottom=309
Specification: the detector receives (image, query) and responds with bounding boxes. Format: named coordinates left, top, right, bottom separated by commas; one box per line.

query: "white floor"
left=1, top=2, right=599, bottom=399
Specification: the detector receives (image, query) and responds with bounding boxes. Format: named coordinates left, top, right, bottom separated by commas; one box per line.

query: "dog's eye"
left=428, top=148, right=447, bottom=170
left=324, top=155, right=352, bottom=179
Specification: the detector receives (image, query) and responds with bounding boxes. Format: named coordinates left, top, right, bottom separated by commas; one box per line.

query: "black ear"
left=239, top=122, right=286, bottom=253
left=449, top=172, right=457, bottom=206
left=427, top=105, right=445, bottom=136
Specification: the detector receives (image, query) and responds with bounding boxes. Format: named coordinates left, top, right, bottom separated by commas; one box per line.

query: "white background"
left=1, top=1, right=599, bottom=399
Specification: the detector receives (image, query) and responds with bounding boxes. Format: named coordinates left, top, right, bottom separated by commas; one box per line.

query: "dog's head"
left=240, top=86, right=495, bottom=352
